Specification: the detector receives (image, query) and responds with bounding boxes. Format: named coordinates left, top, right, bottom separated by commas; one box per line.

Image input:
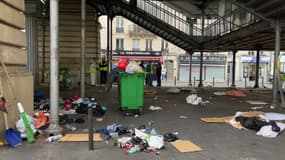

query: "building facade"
left=99, top=16, right=185, bottom=80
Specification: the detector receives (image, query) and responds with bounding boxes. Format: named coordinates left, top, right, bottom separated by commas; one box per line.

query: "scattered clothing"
left=256, top=122, right=285, bottom=138
left=225, top=90, right=246, bottom=97
left=235, top=116, right=269, bottom=132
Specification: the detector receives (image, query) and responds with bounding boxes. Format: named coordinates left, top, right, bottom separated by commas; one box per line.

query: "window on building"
left=116, top=17, right=124, bottom=33
left=161, top=40, right=169, bottom=54
left=116, top=38, right=124, bottom=50
left=132, top=39, right=140, bottom=51
left=146, top=39, right=153, bottom=51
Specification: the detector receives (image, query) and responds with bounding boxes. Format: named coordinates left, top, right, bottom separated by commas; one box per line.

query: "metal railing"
left=122, top=0, right=202, bottom=37
left=204, top=8, right=260, bottom=37
left=122, top=0, right=260, bottom=38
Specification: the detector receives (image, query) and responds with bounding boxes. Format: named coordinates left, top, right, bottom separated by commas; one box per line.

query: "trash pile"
left=117, top=57, right=144, bottom=74
left=202, top=111, right=285, bottom=138
left=0, top=92, right=109, bottom=148
left=96, top=123, right=179, bottom=155
left=34, top=92, right=108, bottom=119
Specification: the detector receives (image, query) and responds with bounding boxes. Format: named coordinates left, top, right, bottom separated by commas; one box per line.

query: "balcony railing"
left=116, top=27, right=124, bottom=33
left=102, top=49, right=162, bottom=56
left=128, top=24, right=155, bottom=37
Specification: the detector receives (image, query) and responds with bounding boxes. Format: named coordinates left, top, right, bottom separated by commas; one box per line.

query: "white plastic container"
left=46, top=134, right=63, bottom=142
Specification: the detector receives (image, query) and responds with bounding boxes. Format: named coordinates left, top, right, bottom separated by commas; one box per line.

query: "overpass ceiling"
left=159, top=0, right=218, bottom=18
left=88, top=0, right=285, bottom=52
left=232, top=0, right=285, bottom=21
left=202, top=21, right=285, bottom=52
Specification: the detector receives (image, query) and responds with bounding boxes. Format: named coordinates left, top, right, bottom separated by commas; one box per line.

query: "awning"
left=112, top=55, right=162, bottom=62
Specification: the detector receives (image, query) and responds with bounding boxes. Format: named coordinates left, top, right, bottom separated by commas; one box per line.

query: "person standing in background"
left=99, top=57, right=108, bottom=84
left=156, top=62, right=162, bottom=87
left=89, top=57, right=97, bottom=87
left=139, top=61, right=145, bottom=71
left=146, top=61, right=153, bottom=87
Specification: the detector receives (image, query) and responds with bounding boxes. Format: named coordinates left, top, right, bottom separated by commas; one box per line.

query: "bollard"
left=227, top=77, right=229, bottom=86
left=174, top=76, right=176, bottom=86
left=244, top=77, right=247, bottom=88
left=212, top=77, right=215, bottom=87
left=194, top=77, right=196, bottom=87
left=262, top=76, right=264, bottom=87
left=88, top=106, right=94, bottom=150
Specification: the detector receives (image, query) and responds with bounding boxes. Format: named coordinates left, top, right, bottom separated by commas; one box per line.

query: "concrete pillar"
left=46, top=0, right=62, bottom=134
left=25, top=0, right=39, bottom=89
left=253, top=49, right=260, bottom=88
left=272, top=19, right=281, bottom=108
left=80, top=0, right=86, bottom=98
left=198, top=51, right=203, bottom=87
left=231, top=51, right=237, bottom=87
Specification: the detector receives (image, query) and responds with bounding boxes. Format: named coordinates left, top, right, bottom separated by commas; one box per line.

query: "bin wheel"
left=136, top=108, right=142, bottom=115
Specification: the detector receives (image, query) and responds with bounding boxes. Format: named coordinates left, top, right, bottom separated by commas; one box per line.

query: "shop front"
left=178, top=55, right=226, bottom=82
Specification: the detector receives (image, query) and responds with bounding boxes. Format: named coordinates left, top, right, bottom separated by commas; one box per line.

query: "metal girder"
left=256, top=0, right=280, bottom=11
left=264, top=5, right=285, bottom=17
left=246, top=0, right=258, bottom=6
left=230, top=0, right=274, bottom=24
left=203, top=20, right=271, bottom=49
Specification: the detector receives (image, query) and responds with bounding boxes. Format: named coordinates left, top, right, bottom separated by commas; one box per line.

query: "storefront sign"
left=179, top=55, right=226, bottom=65
left=240, top=56, right=270, bottom=63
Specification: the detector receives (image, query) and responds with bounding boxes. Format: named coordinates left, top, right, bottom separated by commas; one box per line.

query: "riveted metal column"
left=80, top=0, right=86, bottom=98
left=272, top=19, right=281, bottom=108
left=46, top=0, right=62, bottom=134
left=231, top=51, right=237, bottom=87
left=188, top=53, right=193, bottom=86
left=253, top=49, right=260, bottom=88
left=110, top=16, right=113, bottom=71
left=25, top=0, right=39, bottom=89
left=198, top=51, right=203, bottom=87
left=198, top=7, right=205, bottom=88
left=106, top=15, right=110, bottom=71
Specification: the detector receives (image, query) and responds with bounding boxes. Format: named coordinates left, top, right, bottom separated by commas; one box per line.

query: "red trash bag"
left=117, top=58, right=129, bottom=71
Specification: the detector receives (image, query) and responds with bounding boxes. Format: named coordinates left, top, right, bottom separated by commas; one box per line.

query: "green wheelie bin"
left=119, top=72, right=145, bottom=113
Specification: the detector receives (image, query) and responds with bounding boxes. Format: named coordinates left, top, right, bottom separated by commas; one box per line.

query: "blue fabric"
left=265, top=112, right=285, bottom=121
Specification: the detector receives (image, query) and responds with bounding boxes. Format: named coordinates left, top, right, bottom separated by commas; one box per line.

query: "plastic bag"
left=125, top=62, right=143, bottom=74
left=186, top=94, right=203, bottom=105
left=147, top=135, right=164, bottom=149
left=16, top=115, right=37, bottom=138
left=135, top=128, right=164, bottom=149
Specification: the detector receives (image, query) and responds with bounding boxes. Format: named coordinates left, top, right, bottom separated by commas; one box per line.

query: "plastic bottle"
left=127, top=145, right=140, bottom=154
left=46, top=134, right=63, bottom=142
